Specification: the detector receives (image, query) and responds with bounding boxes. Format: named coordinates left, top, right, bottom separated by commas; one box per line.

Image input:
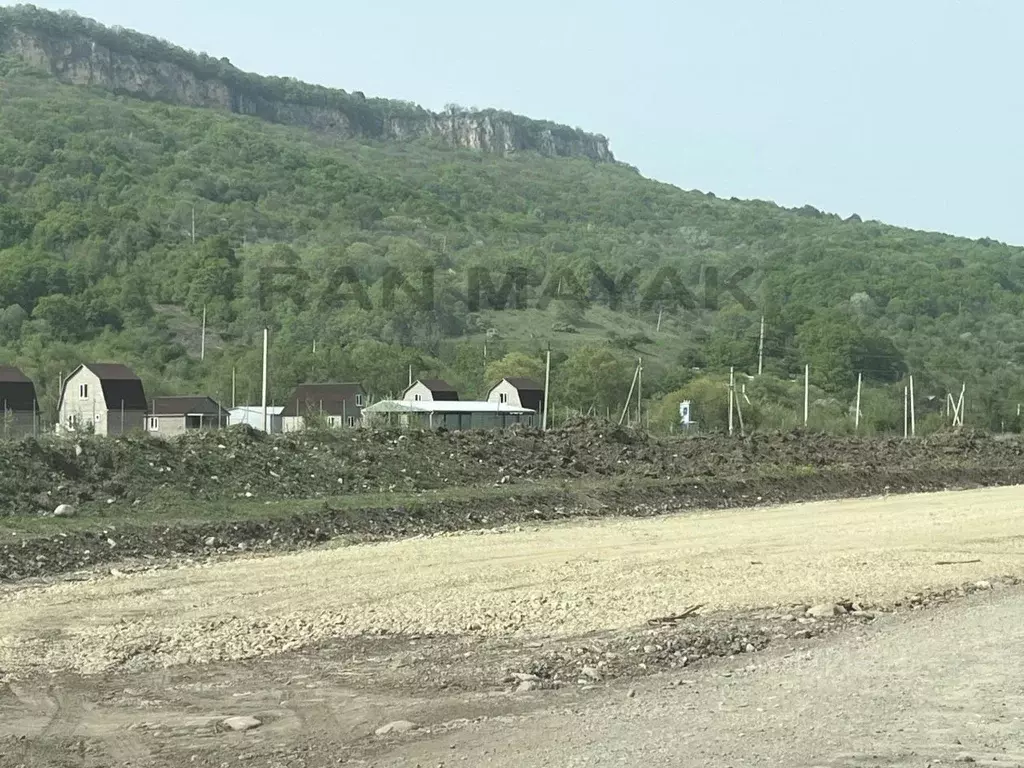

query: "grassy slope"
left=1, top=55, right=1024, bottom=425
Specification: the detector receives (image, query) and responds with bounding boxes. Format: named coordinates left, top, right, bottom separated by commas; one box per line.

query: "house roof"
left=499, top=377, right=544, bottom=392
left=0, top=366, right=31, bottom=383
left=406, top=379, right=459, bottom=400
left=282, top=383, right=365, bottom=417
left=84, top=363, right=141, bottom=380
left=151, top=396, right=227, bottom=416
left=0, top=366, right=36, bottom=411
left=75, top=363, right=148, bottom=411
left=364, top=399, right=534, bottom=415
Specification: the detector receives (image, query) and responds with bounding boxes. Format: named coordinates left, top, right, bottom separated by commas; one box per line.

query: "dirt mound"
left=1, top=423, right=1022, bottom=517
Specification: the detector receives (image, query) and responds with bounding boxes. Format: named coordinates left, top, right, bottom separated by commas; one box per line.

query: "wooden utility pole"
left=757, top=315, right=765, bottom=376
left=619, top=361, right=640, bottom=426
left=542, top=347, right=551, bottom=431
left=636, top=357, right=643, bottom=425
left=201, top=306, right=206, bottom=361
left=855, top=372, right=862, bottom=433
left=261, top=328, right=269, bottom=433
left=231, top=367, right=236, bottom=409
left=953, top=383, right=966, bottom=427
left=734, top=381, right=746, bottom=436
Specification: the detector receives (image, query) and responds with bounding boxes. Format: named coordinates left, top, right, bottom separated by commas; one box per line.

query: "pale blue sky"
left=18, top=1, right=1024, bottom=244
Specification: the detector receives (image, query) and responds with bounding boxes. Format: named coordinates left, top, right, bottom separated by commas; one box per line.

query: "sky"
left=15, top=0, right=1024, bottom=244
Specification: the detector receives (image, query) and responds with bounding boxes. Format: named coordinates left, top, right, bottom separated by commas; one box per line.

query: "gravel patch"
left=3, top=486, right=1024, bottom=677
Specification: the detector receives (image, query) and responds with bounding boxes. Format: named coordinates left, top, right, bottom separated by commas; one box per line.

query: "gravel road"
left=375, top=586, right=1024, bottom=767
left=3, top=485, right=1024, bottom=676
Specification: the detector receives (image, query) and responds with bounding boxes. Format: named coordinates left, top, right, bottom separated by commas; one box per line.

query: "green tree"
left=32, top=294, right=85, bottom=342
left=556, top=345, right=632, bottom=414
left=485, top=351, right=545, bottom=386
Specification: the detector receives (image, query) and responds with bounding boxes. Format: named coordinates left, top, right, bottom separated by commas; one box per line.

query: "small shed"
left=229, top=405, right=284, bottom=433
left=403, top=379, right=458, bottom=403
left=147, top=396, right=229, bottom=437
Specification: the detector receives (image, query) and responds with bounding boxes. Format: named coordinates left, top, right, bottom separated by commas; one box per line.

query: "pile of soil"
left=0, top=422, right=1019, bottom=517
left=3, top=463, right=1022, bottom=581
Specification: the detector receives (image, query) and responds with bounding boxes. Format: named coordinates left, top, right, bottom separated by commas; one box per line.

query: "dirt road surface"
left=4, top=485, right=1024, bottom=675
left=374, top=587, right=1024, bottom=767
left=2, top=486, right=1024, bottom=766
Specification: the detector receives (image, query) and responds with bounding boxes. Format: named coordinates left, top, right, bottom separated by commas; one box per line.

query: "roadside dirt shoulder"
left=3, top=486, right=1023, bottom=678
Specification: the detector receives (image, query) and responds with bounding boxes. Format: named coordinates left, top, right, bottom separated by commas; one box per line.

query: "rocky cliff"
left=0, top=6, right=614, bottom=161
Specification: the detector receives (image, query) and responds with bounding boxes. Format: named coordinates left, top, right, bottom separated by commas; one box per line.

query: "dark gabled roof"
left=0, top=366, right=36, bottom=411
left=0, top=366, right=31, bottom=383
left=84, top=363, right=140, bottom=381
left=501, top=377, right=544, bottom=392
left=75, top=363, right=148, bottom=411
left=282, top=383, right=365, bottom=417
left=413, top=379, right=459, bottom=400
left=151, top=396, right=227, bottom=416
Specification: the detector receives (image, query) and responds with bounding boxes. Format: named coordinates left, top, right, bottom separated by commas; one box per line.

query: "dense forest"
left=1, top=11, right=1024, bottom=434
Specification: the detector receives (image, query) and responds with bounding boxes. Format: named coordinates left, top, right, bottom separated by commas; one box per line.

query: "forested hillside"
left=1, top=15, right=1024, bottom=433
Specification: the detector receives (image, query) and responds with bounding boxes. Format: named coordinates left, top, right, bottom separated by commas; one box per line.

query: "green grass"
left=0, top=477, right=623, bottom=535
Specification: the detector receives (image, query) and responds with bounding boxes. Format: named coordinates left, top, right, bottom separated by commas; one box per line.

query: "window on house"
left=499, top=393, right=509, bottom=404
left=79, top=383, right=88, bottom=399
left=355, top=394, right=364, bottom=407
left=347, top=416, right=356, bottom=427
left=148, top=417, right=159, bottom=430
left=414, top=394, right=422, bottom=401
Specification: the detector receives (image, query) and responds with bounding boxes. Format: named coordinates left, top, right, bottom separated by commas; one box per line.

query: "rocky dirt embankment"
left=2, top=422, right=1021, bottom=517
left=2, top=423, right=1024, bottom=581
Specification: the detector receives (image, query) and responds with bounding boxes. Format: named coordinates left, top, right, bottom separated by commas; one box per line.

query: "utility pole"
left=729, top=367, right=735, bottom=436
left=619, top=361, right=641, bottom=426
left=636, top=357, right=643, bottom=425
left=261, top=328, right=269, bottom=433
left=803, top=364, right=810, bottom=427
left=909, top=374, right=916, bottom=437
left=757, top=315, right=765, bottom=376
left=231, top=367, right=236, bottom=409
left=657, top=308, right=663, bottom=333
left=542, top=346, right=551, bottom=431
left=191, top=204, right=196, bottom=245
left=855, top=372, right=862, bottom=433
left=904, top=386, right=909, bottom=438
left=200, top=305, right=206, bottom=361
